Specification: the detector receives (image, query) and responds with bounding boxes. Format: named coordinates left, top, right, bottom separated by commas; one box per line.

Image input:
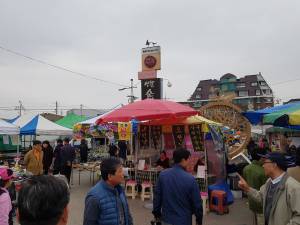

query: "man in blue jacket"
left=153, top=148, right=203, bottom=225
left=83, top=157, right=133, bottom=225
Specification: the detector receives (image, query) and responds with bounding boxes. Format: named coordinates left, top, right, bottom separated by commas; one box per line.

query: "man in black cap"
left=60, top=138, right=76, bottom=184
left=238, top=152, right=300, bottom=225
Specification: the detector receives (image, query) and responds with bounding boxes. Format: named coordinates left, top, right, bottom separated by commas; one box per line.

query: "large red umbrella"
left=96, top=99, right=197, bottom=123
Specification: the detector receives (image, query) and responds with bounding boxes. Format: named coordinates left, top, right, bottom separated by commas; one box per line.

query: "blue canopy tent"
left=243, top=103, right=300, bottom=125
left=19, top=114, right=72, bottom=135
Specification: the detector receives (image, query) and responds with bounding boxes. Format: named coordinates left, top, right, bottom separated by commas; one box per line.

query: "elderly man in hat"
left=238, top=152, right=300, bottom=225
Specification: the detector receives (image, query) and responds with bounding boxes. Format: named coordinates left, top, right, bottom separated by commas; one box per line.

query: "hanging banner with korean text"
left=118, top=122, right=131, bottom=141
left=172, top=125, right=185, bottom=149
left=188, top=124, right=204, bottom=151
left=139, top=125, right=150, bottom=149
left=151, top=126, right=162, bottom=149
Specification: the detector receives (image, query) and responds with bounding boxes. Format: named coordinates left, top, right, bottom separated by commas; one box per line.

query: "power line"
left=0, top=45, right=128, bottom=88
left=270, top=78, right=300, bottom=86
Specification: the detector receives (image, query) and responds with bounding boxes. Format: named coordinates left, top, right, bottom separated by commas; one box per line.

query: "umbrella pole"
left=204, top=132, right=208, bottom=193
left=17, top=134, right=20, bottom=157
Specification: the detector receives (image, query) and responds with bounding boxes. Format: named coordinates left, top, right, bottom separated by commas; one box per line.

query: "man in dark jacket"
left=42, top=140, right=53, bottom=175
left=83, top=157, right=133, bottom=225
left=60, top=138, right=76, bottom=184
left=153, top=148, right=203, bottom=225
left=52, top=139, right=63, bottom=175
left=79, top=139, right=89, bottom=163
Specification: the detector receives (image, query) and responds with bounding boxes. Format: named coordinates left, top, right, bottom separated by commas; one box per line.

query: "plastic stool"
left=209, top=190, right=229, bottom=215
left=125, top=180, right=137, bottom=199
left=141, top=181, right=152, bottom=201
left=201, top=192, right=209, bottom=215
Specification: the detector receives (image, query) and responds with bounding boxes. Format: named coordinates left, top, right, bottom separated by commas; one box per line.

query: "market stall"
left=94, top=100, right=225, bottom=194
left=0, top=118, right=20, bottom=156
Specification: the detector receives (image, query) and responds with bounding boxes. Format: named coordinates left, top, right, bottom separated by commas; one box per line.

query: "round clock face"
left=144, top=55, right=157, bottom=68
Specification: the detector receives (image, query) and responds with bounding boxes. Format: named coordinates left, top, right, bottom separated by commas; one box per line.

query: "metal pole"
left=17, top=133, right=20, bottom=156
left=55, top=101, right=58, bottom=115
left=130, top=79, right=134, bottom=103
left=80, top=104, right=83, bottom=117
left=18, top=100, right=22, bottom=116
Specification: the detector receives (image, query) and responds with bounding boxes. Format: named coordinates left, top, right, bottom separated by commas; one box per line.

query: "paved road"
left=67, top=170, right=252, bottom=225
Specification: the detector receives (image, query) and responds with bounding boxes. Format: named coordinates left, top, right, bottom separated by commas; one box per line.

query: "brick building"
left=185, top=72, right=274, bottom=111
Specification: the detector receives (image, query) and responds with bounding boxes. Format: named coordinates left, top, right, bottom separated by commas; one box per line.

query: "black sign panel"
left=141, top=78, right=162, bottom=100
left=139, top=125, right=150, bottom=149
left=151, top=126, right=162, bottom=149
left=172, top=125, right=185, bottom=149
left=188, top=124, right=204, bottom=151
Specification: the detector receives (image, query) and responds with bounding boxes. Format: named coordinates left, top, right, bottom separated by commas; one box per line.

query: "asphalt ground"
left=66, top=170, right=252, bottom=225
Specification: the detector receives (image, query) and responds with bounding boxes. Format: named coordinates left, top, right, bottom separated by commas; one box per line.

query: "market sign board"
left=141, top=78, right=162, bottom=100
left=141, top=46, right=161, bottom=71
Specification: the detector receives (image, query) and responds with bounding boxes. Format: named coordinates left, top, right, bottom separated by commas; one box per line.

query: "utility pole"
left=55, top=101, right=58, bottom=115
left=118, top=78, right=137, bottom=103
left=129, top=78, right=134, bottom=103
left=18, top=100, right=23, bottom=116
left=80, top=104, right=83, bottom=117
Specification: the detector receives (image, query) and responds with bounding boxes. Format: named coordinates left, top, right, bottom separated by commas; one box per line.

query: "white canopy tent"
left=13, top=113, right=73, bottom=136
left=0, top=119, right=20, bottom=135
left=0, top=118, right=20, bottom=155
left=77, top=108, right=120, bottom=125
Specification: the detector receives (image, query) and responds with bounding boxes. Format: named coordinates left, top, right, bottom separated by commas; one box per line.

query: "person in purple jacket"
left=0, top=168, right=13, bottom=225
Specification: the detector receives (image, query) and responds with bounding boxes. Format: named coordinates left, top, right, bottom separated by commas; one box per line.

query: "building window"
left=236, top=83, right=246, bottom=88
left=256, top=90, right=261, bottom=96
left=257, top=98, right=261, bottom=103
left=251, top=82, right=258, bottom=86
left=260, top=81, right=266, bottom=86
left=238, top=90, right=248, bottom=97
left=266, top=98, right=272, bottom=103
left=197, top=87, right=202, bottom=91
left=262, top=89, right=271, bottom=95
left=195, top=95, right=201, bottom=99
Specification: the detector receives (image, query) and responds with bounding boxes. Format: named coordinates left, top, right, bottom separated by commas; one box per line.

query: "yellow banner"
left=118, top=122, right=131, bottom=141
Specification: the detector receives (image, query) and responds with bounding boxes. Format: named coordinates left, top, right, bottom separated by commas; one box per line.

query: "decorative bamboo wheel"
left=199, top=101, right=251, bottom=159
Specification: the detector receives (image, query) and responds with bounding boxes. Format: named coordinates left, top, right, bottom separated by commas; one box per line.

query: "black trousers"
left=44, top=167, right=50, bottom=175
left=61, top=165, right=72, bottom=184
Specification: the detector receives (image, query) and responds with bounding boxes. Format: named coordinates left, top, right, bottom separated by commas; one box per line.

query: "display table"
left=125, top=167, right=160, bottom=185
left=72, top=163, right=100, bottom=185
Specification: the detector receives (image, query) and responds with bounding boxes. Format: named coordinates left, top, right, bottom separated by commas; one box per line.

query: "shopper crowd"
left=2, top=134, right=300, bottom=225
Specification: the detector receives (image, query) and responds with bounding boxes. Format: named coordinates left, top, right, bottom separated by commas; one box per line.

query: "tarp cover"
left=243, top=103, right=300, bottom=125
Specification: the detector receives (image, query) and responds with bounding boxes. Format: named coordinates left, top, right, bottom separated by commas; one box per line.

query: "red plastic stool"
left=209, top=190, right=229, bottom=215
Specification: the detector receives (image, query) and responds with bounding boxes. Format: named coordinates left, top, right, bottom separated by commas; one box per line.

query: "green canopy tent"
left=55, top=113, right=88, bottom=129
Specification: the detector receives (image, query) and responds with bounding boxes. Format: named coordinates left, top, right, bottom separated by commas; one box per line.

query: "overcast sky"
left=1, top=0, right=300, bottom=118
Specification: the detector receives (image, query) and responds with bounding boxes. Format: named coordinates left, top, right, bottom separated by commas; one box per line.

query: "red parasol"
left=96, top=99, right=197, bottom=123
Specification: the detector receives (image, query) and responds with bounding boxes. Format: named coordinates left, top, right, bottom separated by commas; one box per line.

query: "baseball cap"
left=0, top=168, right=14, bottom=181
left=258, top=152, right=288, bottom=171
